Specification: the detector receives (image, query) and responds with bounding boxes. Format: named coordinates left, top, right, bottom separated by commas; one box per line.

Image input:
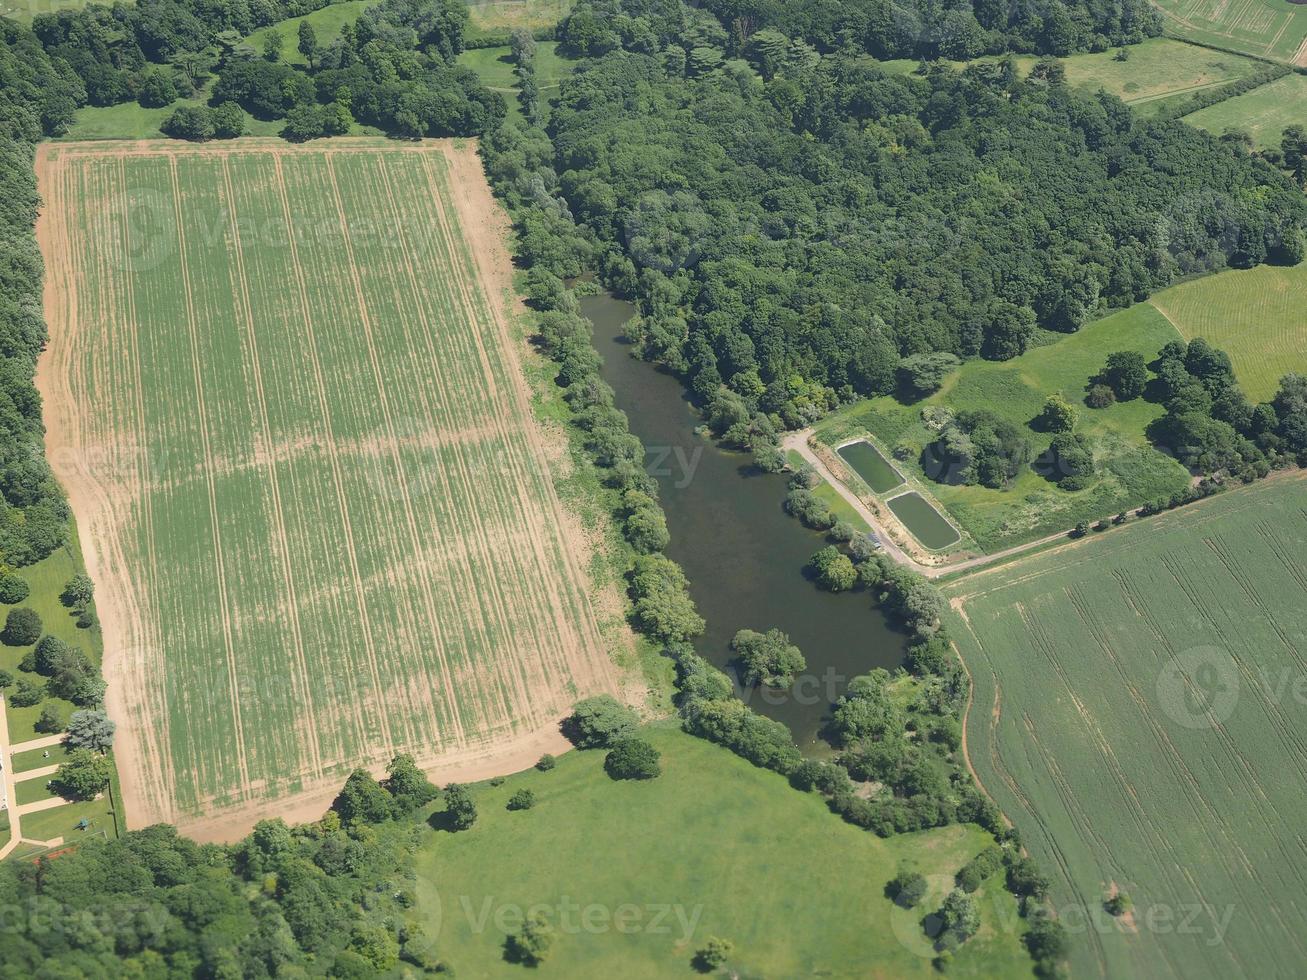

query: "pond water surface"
left=582, top=294, right=906, bottom=750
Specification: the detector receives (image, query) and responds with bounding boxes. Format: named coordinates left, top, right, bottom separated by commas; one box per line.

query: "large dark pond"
left=582, top=293, right=906, bottom=751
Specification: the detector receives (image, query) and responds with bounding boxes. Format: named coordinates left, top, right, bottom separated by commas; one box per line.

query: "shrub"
left=535, top=753, right=556, bottom=771
left=1104, top=891, right=1132, bottom=917
left=563, top=695, right=638, bottom=748
left=2, top=608, right=41, bottom=646
left=0, top=669, right=11, bottom=688
left=0, top=573, right=30, bottom=604
left=1085, top=383, right=1116, bottom=408
left=692, top=936, right=733, bottom=971
left=604, top=737, right=662, bottom=780
left=955, top=845, right=1005, bottom=892
left=888, top=871, right=928, bottom=908
left=507, top=788, right=537, bottom=810
left=8, top=678, right=43, bottom=707
left=504, top=915, right=553, bottom=965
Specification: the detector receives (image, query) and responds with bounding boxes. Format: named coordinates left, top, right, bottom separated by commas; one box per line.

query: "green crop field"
left=1151, top=260, right=1307, bottom=401
left=813, top=303, right=1191, bottom=552
left=1181, top=71, right=1307, bottom=146
left=413, top=724, right=1032, bottom=978
left=948, top=475, right=1307, bottom=979
left=1152, top=0, right=1307, bottom=65
left=36, top=139, right=623, bottom=839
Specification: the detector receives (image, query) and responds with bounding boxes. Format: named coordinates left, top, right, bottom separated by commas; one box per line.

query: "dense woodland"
left=0, top=23, right=78, bottom=565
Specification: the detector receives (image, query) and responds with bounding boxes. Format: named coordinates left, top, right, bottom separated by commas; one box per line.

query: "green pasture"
left=413, top=724, right=1032, bottom=978
left=948, top=476, right=1307, bottom=980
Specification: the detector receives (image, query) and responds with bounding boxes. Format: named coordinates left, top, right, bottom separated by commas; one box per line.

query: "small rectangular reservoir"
left=887, top=492, right=959, bottom=550
left=837, top=440, right=904, bottom=494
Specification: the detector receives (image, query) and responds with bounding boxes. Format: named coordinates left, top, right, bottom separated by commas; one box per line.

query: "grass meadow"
left=1151, top=0, right=1307, bottom=64
left=1181, top=72, right=1307, bottom=147
left=1150, top=260, right=1307, bottom=401
left=38, top=139, right=622, bottom=835
left=814, top=303, right=1191, bottom=552
left=413, top=724, right=1032, bottom=978
left=948, top=475, right=1307, bottom=979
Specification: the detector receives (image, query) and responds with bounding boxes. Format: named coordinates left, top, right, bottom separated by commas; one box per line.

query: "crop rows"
left=38, top=140, right=618, bottom=835
left=949, top=477, right=1307, bottom=979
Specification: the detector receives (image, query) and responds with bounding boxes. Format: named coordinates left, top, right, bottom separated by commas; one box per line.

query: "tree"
left=731, top=627, right=806, bottom=687
left=505, top=914, right=553, bottom=965
left=1038, top=394, right=1077, bottom=432
left=535, top=753, right=556, bottom=771
left=61, top=574, right=94, bottom=608
left=3, top=607, right=41, bottom=645
left=137, top=68, right=178, bottom=108
left=53, top=748, right=111, bottom=801
left=0, top=573, right=29, bottom=603
left=65, top=709, right=116, bottom=752
left=1101, top=351, right=1148, bottom=400
left=563, top=694, right=639, bottom=748
left=442, top=783, right=477, bottom=830
left=297, top=21, right=318, bottom=68
left=507, top=788, right=536, bottom=810
left=383, top=754, right=438, bottom=813
left=0, top=669, right=11, bottom=688
left=807, top=546, right=857, bottom=592
left=211, top=102, right=245, bottom=139
left=9, top=679, right=43, bottom=707
left=604, top=737, right=662, bottom=780
left=935, top=889, right=980, bottom=947
left=1085, top=383, right=1115, bottom=408
left=161, top=105, right=215, bottom=141
left=35, top=703, right=63, bottom=734
left=331, top=769, right=394, bottom=826
left=829, top=670, right=901, bottom=744
left=693, top=936, right=733, bottom=971
left=888, top=871, right=928, bottom=908
left=262, top=29, right=284, bottom=62
left=898, top=352, right=960, bottom=397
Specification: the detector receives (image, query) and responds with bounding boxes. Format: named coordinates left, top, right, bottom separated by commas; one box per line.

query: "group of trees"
left=0, top=815, right=432, bottom=976
left=562, top=695, right=662, bottom=780
left=923, top=409, right=1031, bottom=488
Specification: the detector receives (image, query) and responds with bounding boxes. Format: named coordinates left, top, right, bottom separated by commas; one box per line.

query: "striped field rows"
left=36, top=140, right=621, bottom=836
